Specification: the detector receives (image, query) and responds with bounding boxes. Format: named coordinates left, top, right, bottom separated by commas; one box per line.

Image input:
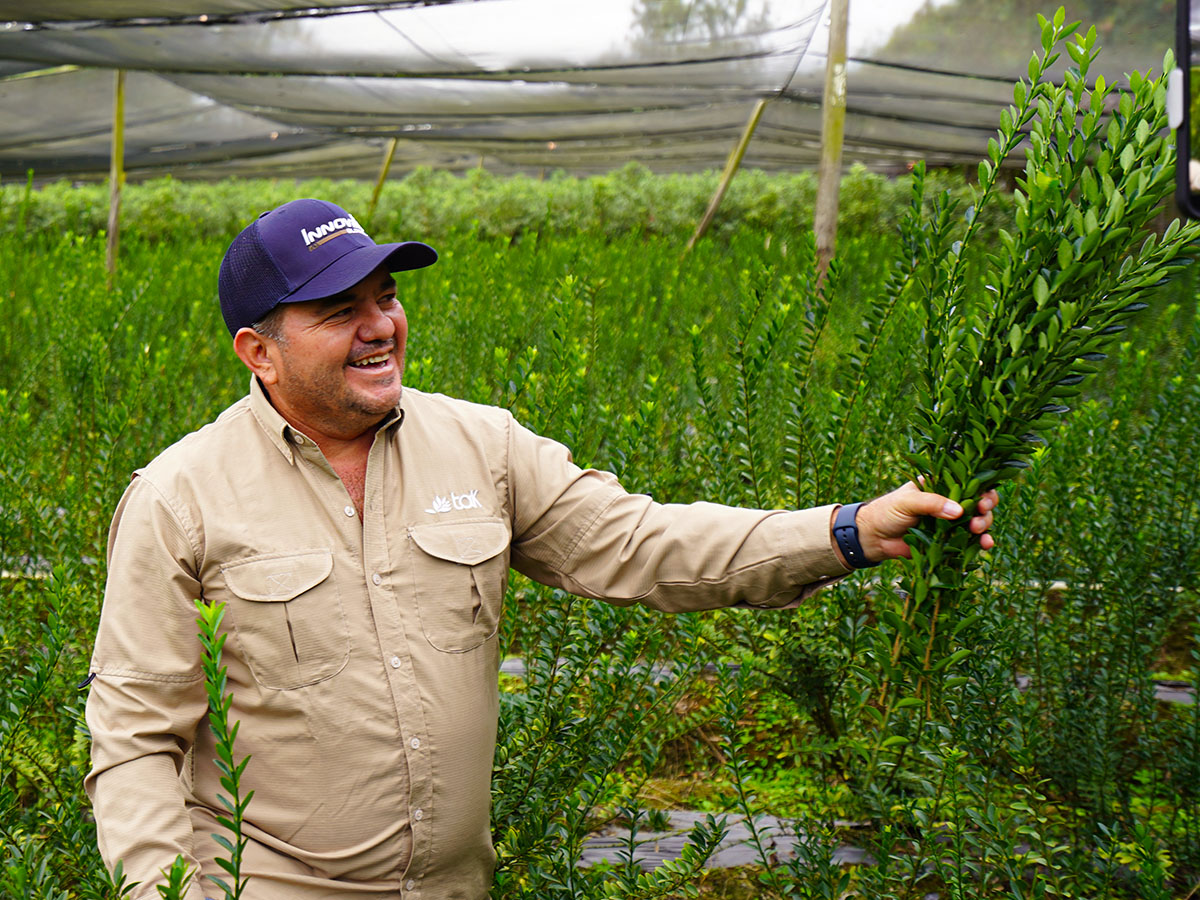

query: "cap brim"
left=282, top=240, right=437, bottom=306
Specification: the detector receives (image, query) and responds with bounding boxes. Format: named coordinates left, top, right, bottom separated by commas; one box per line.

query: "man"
left=85, top=198, right=997, bottom=900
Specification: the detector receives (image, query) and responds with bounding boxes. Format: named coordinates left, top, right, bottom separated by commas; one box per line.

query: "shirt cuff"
left=736, top=503, right=852, bottom=609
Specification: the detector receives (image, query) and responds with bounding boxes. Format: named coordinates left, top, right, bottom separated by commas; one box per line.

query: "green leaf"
left=1008, top=323, right=1024, bottom=355
left=1056, top=239, right=1073, bottom=270
left=985, top=137, right=1000, bottom=163
left=1033, top=275, right=1050, bottom=307
left=1108, top=190, right=1125, bottom=225
left=1120, top=143, right=1135, bottom=172
left=952, top=614, right=982, bottom=637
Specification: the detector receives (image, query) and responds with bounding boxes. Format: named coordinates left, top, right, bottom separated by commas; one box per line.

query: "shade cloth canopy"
left=0, top=0, right=1175, bottom=179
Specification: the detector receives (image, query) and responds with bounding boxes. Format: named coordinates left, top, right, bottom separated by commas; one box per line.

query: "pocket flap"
left=221, top=550, right=333, bottom=602
left=410, top=520, right=509, bottom=566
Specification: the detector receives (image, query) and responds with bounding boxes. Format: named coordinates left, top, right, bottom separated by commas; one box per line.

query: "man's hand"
left=847, top=481, right=999, bottom=565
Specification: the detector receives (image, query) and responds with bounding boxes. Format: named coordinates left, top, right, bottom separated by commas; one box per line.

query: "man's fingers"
left=897, top=490, right=962, bottom=521
left=902, top=484, right=998, bottom=523
left=969, top=508, right=994, bottom=534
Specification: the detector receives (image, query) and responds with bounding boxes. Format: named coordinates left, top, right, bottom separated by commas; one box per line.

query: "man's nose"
left=357, top=304, right=395, bottom=342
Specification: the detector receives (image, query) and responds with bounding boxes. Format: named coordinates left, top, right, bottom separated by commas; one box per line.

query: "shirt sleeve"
left=84, top=474, right=209, bottom=900
left=505, top=416, right=850, bottom=611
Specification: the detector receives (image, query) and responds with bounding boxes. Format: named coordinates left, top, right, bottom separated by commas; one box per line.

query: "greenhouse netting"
left=0, top=0, right=1176, bottom=178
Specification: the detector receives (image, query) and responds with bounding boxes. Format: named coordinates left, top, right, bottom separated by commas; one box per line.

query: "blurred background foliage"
left=0, top=163, right=1198, bottom=898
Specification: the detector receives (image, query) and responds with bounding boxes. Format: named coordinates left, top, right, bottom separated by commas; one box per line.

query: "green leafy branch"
left=873, top=8, right=1200, bottom=734
left=195, top=600, right=252, bottom=900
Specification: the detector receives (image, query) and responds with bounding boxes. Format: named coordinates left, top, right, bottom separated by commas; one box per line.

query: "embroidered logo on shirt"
left=425, top=490, right=483, bottom=514
left=265, top=570, right=294, bottom=595
left=455, top=534, right=482, bottom=560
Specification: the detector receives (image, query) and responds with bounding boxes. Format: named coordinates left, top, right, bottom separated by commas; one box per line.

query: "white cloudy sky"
left=347, top=0, right=962, bottom=71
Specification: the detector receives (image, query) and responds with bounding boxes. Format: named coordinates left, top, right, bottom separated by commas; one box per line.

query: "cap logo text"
left=301, top=214, right=367, bottom=249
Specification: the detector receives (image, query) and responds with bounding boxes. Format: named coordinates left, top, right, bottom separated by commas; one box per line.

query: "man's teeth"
left=351, top=353, right=389, bottom=367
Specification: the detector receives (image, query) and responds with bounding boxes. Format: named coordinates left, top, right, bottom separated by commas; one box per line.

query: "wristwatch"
left=832, top=501, right=876, bottom=569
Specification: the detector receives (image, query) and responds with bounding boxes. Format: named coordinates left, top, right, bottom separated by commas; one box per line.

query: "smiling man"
left=84, top=198, right=996, bottom=900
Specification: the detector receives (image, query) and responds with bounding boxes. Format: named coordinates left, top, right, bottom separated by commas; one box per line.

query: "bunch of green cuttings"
left=875, top=9, right=1199, bottom=718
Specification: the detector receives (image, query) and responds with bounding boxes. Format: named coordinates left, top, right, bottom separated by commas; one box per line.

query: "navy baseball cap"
left=218, top=198, right=437, bottom=336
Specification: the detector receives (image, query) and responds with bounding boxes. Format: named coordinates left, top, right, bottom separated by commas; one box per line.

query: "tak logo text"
left=425, top=490, right=483, bottom=514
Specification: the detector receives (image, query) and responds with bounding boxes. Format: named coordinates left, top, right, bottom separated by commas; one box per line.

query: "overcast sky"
left=374, top=0, right=962, bottom=71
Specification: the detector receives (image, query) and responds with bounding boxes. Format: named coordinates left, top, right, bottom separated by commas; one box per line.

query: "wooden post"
left=365, top=137, right=399, bottom=230
left=685, top=98, right=769, bottom=254
left=106, top=69, right=126, bottom=291
left=814, top=0, right=849, bottom=288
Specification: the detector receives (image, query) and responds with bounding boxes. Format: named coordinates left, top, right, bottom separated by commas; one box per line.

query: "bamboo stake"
left=814, top=0, right=850, bottom=288
left=106, top=69, right=126, bottom=292
left=365, top=136, right=399, bottom=230
left=684, top=98, right=769, bottom=255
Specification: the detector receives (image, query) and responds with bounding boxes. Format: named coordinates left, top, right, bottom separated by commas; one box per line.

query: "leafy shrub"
left=2, top=12, right=1200, bottom=896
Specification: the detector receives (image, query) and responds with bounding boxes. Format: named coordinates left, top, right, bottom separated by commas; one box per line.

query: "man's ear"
left=233, top=327, right=280, bottom=385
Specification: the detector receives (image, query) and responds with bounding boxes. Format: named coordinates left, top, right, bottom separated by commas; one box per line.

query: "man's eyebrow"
left=312, top=291, right=354, bottom=310
left=313, top=276, right=397, bottom=310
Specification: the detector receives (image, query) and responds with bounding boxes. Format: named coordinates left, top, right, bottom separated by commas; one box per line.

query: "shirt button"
left=413, top=808, right=423, bottom=821
left=410, top=737, right=421, bottom=749
left=372, top=573, right=382, bottom=585
left=406, top=880, right=416, bottom=891
left=390, top=656, right=402, bottom=669
left=344, top=505, right=355, bottom=517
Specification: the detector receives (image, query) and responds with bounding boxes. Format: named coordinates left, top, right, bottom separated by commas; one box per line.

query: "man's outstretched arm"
left=504, top=416, right=998, bottom=611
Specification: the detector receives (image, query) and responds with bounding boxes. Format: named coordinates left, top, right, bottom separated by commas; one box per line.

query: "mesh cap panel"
left=218, top=223, right=292, bottom=335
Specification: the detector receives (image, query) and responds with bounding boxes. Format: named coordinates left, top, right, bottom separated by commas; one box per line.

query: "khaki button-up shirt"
left=85, top=378, right=848, bottom=900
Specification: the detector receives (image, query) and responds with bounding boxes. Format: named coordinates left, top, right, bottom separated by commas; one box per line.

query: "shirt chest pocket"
left=221, top=550, right=350, bottom=690
left=409, top=518, right=510, bottom=652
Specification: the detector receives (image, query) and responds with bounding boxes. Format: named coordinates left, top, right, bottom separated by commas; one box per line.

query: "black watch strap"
left=833, top=501, right=876, bottom=569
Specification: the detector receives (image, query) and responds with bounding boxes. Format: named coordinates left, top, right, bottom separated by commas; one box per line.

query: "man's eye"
left=328, top=307, right=352, bottom=320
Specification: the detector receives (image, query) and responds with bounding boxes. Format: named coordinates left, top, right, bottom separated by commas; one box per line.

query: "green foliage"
left=880, top=0, right=1172, bottom=80
left=872, top=12, right=1199, bottom=727
left=195, top=601, right=251, bottom=900
left=155, top=859, right=193, bottom=900
left=0, top=163, right=990, bottom=248
left=2, top=19, right=1200, bottom=895
left=491, top=587, right=725, bottom=898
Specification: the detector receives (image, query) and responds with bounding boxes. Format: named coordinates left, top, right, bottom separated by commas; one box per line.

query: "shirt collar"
left=248, top=376, right=299, bottom=463
left=246, top=376, right=404, bottom=463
